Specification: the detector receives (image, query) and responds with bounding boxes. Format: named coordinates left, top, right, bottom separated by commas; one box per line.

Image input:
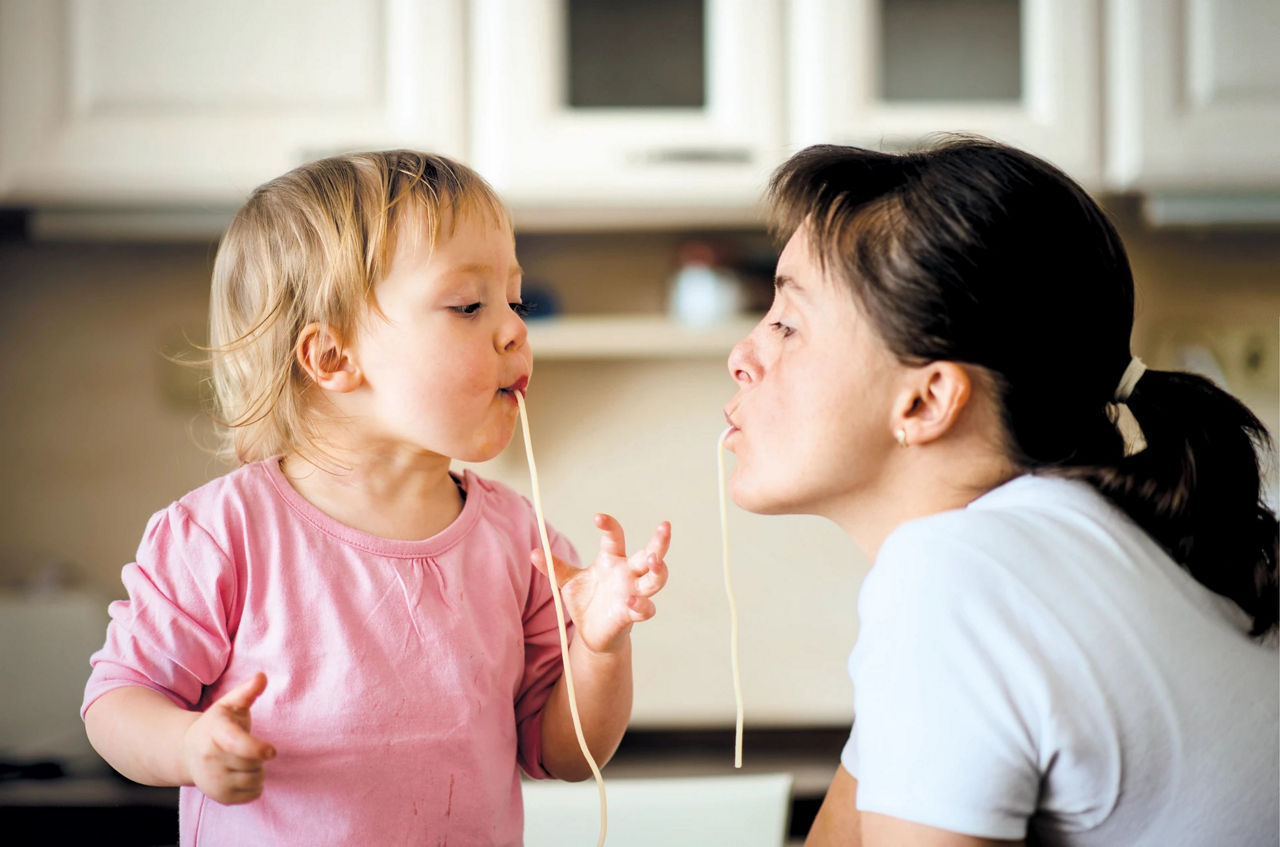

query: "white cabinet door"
left=0, top=0, right=465, bottom=204
left=1105, top=0, right=1280, bottom=191
left=788, top=0, right=1101, bottom=187
left=469, top=0, right=785, bottom=211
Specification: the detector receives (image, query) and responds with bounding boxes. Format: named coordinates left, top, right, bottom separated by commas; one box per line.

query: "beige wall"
left=1, top=209, right=1276, bottom=727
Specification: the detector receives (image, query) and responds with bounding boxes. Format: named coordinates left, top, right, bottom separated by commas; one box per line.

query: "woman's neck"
left=279, top=449, right=464, bottom=541
left=828, top=439, right=1018, bottom=562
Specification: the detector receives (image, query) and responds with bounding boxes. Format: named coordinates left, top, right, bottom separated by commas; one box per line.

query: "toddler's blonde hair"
left=208, top=150, right=509, bottom=464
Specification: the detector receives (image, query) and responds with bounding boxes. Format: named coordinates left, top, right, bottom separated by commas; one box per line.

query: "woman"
left=722, top=138, right=1278, bottom=846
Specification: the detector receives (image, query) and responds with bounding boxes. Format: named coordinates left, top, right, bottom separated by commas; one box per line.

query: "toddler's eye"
left=451, top=303, right=483, bottom=316
left=770, top=321, right=795, bottom=338
left=510, top=302, right=534, bottom=318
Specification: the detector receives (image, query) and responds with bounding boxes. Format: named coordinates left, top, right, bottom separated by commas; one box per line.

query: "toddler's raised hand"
left=182, top=672, right=276, bottom=805
left=532, top=514, right=671, bottom=655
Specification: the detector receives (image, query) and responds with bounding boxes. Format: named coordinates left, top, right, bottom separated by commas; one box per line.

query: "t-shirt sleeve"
left=81, top=503, right=238, bottom=719
left=514, top=525, right=579, bottom=779
left=841, top=522, right=1044, bottom=840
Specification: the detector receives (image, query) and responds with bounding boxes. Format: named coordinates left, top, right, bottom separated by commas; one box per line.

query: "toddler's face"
left=350, top=207, right=531, bottom=463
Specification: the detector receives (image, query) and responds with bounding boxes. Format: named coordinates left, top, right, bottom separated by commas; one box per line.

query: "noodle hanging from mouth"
left=718, top=427, right=744, bottom=768
left=515, top=392, right=608, bottom=846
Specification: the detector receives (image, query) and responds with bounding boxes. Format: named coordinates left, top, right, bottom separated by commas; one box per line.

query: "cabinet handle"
left=632, top=148, right=754, bottom=165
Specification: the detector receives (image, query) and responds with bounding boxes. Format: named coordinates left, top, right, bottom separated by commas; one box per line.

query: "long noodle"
left=718, top=427, right=744, bottom=768
left=515, top=392, right=607, bottom=845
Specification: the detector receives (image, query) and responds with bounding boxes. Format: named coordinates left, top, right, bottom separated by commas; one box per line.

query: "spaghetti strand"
left=515, top=392, right=608, bottom=845
left=718, top=426, right=745, bottom=768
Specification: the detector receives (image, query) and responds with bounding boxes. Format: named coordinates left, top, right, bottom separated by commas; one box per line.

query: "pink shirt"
left=82, top=459, right=577, bottom=846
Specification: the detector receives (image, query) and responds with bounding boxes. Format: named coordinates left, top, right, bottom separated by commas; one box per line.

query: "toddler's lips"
left=500, top=375, right=530, bottom=397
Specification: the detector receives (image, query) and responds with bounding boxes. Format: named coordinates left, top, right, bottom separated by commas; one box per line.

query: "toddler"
left=82, top=151, right=671, bottom=846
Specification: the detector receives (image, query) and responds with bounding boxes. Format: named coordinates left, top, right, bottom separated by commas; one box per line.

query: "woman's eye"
left=510, top=301, right=534, bottom=318
left=770, top=321, right=795, bottom=338
left=451, top=303, right=483, bottom=316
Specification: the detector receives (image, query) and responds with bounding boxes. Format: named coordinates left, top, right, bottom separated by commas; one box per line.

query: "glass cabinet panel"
left=880, top=0, right=1022, bottom=102
left=567, top=0, right=706, bottom=109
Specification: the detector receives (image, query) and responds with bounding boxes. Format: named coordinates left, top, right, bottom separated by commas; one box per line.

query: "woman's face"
left=723, top=224, right=907, bottom=517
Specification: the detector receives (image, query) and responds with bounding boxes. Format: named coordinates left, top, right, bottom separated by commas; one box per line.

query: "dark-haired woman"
left=722, top=138, right=1278, bottom=846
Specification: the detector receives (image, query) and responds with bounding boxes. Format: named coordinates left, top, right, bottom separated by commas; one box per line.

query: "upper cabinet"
left=468, top=0, right=784, bottom=211
left=1105, top=0, right=1280, bottom=191
left=0, top=0, right=465, bottom=204
left=789, top=0, right=1102, bottom=187
left=1, top=0, right=1277, bottom=213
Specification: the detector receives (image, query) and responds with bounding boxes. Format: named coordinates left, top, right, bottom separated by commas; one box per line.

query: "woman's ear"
left=295, top=322, right=361, bottom=392
left=891, top=362, right=972, bottom=447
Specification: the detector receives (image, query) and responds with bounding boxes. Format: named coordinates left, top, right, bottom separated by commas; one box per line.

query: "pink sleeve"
left=81, top=503, right=239, bottom=718
left=514, top=526, right=579, bottom=779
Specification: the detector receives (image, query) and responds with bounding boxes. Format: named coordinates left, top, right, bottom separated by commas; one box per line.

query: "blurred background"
left=1, top=1, right=1277, bottom=844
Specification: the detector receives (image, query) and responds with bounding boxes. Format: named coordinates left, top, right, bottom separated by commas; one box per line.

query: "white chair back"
left=522, top=772, right=793, bottom=847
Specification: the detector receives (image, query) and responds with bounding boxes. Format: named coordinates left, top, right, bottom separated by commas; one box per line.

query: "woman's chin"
left=729, top=476, right=804, bottom=516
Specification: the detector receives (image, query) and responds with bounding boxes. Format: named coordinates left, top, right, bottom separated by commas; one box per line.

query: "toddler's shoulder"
left=168, top=459, right=277, bottom=520
left=459, top=469, right=577, bottom=559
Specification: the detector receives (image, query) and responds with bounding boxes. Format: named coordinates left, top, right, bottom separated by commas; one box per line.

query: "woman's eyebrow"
left=774, top=275, right=807, bottom=298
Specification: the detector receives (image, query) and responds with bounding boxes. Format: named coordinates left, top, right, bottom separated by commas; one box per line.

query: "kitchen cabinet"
left=469, top=0, right=785, bottom=211
left=1105, top=0, right=1280, bottom=191
left=0, top=0, right=465, bottom=204
left=789, top=0, right=1102, bottom=186
left=3, top=0, right=1277, bottom=217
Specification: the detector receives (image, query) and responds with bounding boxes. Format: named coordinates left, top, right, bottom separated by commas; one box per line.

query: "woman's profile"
left=722, top=137, right=1278, bottom=846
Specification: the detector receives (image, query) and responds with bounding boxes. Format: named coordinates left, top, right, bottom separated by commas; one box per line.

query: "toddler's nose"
left=499, top=310, right=528, bottom=352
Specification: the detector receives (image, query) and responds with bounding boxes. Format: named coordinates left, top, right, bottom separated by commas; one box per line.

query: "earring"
left=895, top=428, right=909, bottom=448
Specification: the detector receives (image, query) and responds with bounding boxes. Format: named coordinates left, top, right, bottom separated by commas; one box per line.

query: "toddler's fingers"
left=635, top=557, right=669, bottom=597
left=223, top=771, right=267, bottom=804
left=213, top=721, right=276, bottom=762
left=627, top=596, right=657, bottom=622
left=594, top=513, right=627, bottom=558
left=219, top=750, right=270, bottom=773
left=642, top=521, right=672, bottom=560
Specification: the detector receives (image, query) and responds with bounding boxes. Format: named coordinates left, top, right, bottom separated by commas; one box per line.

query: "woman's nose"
left=727, top=334, right=757, bottom=385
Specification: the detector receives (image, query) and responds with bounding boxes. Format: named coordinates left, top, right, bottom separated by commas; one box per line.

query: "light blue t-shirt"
left=842, top=474, right=1278, bottom=846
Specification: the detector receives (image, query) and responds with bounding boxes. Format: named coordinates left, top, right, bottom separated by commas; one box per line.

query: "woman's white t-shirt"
left=841, top=474, right=1278, bottom=846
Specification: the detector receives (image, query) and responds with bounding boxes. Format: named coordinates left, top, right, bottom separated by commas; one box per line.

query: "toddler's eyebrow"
left=449, top=262, right=524, bottom=278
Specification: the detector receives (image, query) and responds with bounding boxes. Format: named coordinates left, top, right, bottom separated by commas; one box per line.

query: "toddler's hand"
left=182, top=672, right=276, bottom=805
left=532, top=514, right=670, bottom=655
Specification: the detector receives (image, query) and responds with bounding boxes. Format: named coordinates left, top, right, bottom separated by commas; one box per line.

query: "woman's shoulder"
left=885, top=474, right=1121, bottom=560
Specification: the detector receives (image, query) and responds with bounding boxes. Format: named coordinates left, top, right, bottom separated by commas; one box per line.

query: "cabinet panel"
left=1105, top=0, right=1280, bottom=190
left=789, top=0, right=1101, bottom=186
left=0, top=0, right=465, bottom=204
left=469, top=0, right=785, bottom=208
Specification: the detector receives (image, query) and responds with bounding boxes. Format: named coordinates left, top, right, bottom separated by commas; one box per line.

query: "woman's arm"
left=806, top=765, right=1024, bottom=847
left=806, top=764, right=863, bottom=846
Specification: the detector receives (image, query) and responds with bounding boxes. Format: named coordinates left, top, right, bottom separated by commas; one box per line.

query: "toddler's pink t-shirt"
left=82, top=459, right=577, bottom=846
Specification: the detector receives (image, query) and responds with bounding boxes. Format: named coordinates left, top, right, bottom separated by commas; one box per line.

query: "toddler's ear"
left=296, top=322, right=361, bottom=392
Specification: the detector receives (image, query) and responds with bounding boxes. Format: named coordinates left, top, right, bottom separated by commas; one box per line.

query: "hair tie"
left=1113, top=356, right=1147, bottom=403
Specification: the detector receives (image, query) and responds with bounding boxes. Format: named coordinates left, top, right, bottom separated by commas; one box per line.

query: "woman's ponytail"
left=1079, top=369, right=1278, bottom=637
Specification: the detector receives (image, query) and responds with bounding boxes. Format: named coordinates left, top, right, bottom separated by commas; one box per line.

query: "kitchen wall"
left=1, top=204, right=1277, bottom=737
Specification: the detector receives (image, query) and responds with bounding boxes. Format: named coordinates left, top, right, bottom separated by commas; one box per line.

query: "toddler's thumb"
left=218, top=672, right=268, bottom=712
left=530, top=548, right=580, bottom=588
